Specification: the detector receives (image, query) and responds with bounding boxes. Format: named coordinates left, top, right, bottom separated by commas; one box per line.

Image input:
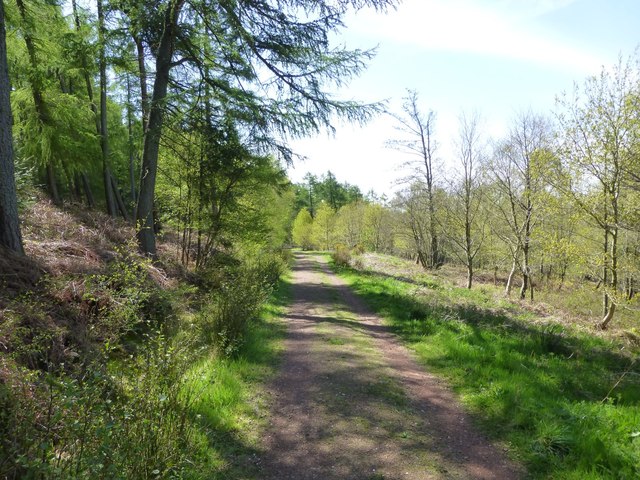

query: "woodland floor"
left=258, top=252, right=523, bottom=480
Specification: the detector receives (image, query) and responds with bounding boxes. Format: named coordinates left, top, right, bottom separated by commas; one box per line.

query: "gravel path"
left=259, top=252, right=522, bottom=479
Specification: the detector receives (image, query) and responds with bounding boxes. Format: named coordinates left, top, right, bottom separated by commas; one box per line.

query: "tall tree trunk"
left=464, top=202, right=473, bottom=289
left=519, top=245, right=530, bottom=300
left=72, top=0, right=102, bottom=209
left=126, top=75, right=137, bottom=207
left=602, top=229, right=610, bottom=317
left=16, top=0, right=60, bottom=205
left=134, top=35, right=149, bottom=133
left=97, top=0, right=117, bottom=217
left=0, top=0, right=24, bottom=254
left=600, top=224, right=618, bottom=329
left=136, top=0, right=185, bottom=256
left=110, top=174, right=130, bottom=221
left=81, top=172, right=95, bottom=207
left=72, top=0, right=99, bottom=132
left=427, top=186, right=440, bottom=269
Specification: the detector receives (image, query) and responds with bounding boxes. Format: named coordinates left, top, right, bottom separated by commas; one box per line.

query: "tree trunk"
left=110, top=173, right=130, bottom=222
left=136, top=0, right=185, bottom=256
left=427, top=188, right=440, bottom=269
left=599, top=301, right=616, bottom=330
left=519, top=269, right=528, bottom=300
left=506, top=258, right=518, bottom=296
left=0, top=0, right=24, bottom=254
left=72, top=0, right=100, bottom=133
left=97, top=0, right=116, bottom=217
left=126, top=75, right=137, bottom=207
left=81, top=172, right=95, bottom=208
left=73, top=173, right=83, bottom=200
left=134, top=35, right=149, bottom=133
left=519, top=249, right=530, bottom=300
left=16, top=0, right=60, bottom=205
left=46, top=162, right=61, bottom=206
left=465, top=207, right=473, bottom=289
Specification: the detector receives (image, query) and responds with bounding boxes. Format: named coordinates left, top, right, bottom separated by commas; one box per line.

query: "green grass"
left=181, top=276, right=290, bottom=479
left=334, top=264, right=640, bottom=479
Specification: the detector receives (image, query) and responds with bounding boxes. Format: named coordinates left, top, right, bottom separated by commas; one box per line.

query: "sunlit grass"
left=335, top=263, right=640, bottom=479
left=180, top=276, right=290, bottom=479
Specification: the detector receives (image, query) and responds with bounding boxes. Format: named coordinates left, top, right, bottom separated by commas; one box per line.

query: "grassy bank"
left=0, top=199, right=291, bottom=479
left=181, top=276, right=290, bottom=479
left=333, top=255, right=640, bottom=479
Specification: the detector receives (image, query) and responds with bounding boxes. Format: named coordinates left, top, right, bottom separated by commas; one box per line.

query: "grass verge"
left=182, top=275, right=291, bottom=479
left=333, top=262, right=640, bottom=480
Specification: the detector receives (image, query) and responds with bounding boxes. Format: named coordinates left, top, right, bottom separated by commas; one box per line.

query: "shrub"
left=331, top=244, right=351, bottom=267
left=199, top=255, right=284, bottom=357
left=0, top=333, right=202, bottom=479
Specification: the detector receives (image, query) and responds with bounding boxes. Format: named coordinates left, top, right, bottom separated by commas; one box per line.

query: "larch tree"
left=97, top=0, right=118, bottom=217
left=119, top=0, right=398, bottom=257
left=14, top=0, right=60, bottom=204
left=0, top=0, right=24, bottom=254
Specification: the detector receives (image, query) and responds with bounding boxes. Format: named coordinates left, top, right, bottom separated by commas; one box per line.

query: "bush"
left=0, top=334, right=202, bottom=479
left=331, top=244, right=351, bottom=267
left=199, top=255, right=284, bottom=357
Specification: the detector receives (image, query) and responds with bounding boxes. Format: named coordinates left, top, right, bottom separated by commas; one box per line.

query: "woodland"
left=0, top=0, right=639, bottom=478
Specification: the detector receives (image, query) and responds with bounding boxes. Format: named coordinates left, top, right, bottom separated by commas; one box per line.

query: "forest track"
left=259, top=252, right=522, bottom=479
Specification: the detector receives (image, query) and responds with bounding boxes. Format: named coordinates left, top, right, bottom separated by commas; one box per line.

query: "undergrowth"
left=334, top=260, right=640, bottom=479
left=0, top=249, right=290, bottom=479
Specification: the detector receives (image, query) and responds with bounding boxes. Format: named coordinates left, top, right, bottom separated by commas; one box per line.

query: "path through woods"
left=258, top=253, right=522, bottom=479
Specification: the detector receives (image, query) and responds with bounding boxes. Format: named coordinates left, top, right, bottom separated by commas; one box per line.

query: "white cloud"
left=349, top=0, right=604, bottom=74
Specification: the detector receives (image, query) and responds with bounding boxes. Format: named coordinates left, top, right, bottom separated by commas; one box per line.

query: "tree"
left=14, top=0, right=60, bottom=204
left=292, top=208, right=314, bottom=250
left=0, top=0, right=24, bottom=254
left=397, top=183, right=439, bottom=268
left=389, top=89, right=442, bottom=268
left=312, top=202, right=335, bottom=250
left=363, top=202, right=394, bottom=253
left=128, top=0, right=397, bottom=256
left=445, top=111, right=486, bottom=289
left=97, top=0, right=117, bottom=217
left=555, top=60, right=638, bottom=328
left=334, top=201, right=366, bottom=248
left=490, top=111, right=551, bottom=300
left=303, top=172, right=318, bottom=216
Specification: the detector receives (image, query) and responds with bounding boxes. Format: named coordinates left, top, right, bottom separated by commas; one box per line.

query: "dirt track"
left=259, top=252, right=522, bottom=479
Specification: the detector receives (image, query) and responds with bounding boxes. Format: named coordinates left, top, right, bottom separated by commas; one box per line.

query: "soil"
left=258, top=252, right=522, bottom=479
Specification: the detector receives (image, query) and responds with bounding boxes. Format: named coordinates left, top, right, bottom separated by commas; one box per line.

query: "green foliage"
left=293, top=171, right=363, bottom=215
left=311, top=201, right=335, bottom=250
left=334, top=200, right=366, bottom=248
left=331, top=243, right=352, bottom=267
left=0, top=252, right=290, bottom=479
left=336, top=260, right=640, bottom=479
left=0, top=312, right=200, bottom=480
left=199, top=255, right=286, bottom=357
left=83, top=253, right=168, bottom=344
left=156, top=115, right=292, bottom=267
left=291, top=207, right=314, bottom=250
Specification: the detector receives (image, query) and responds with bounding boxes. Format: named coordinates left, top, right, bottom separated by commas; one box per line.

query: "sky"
left=285, top=0, right=640, bottom=196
